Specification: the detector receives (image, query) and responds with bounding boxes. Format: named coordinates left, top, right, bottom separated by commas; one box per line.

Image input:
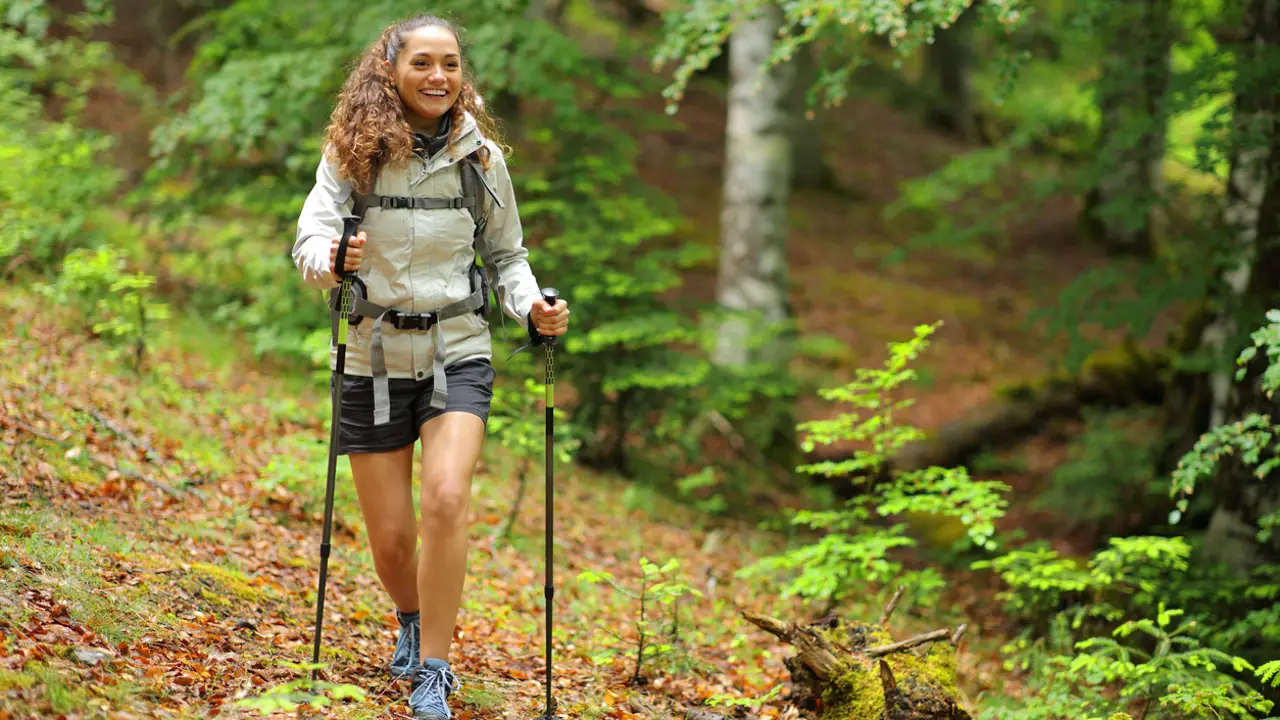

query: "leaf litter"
left=0, top=300, right=826, bottom=719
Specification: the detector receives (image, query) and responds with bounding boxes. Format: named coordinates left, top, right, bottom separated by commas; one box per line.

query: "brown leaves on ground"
left=0, top=304, right=826, bottom=719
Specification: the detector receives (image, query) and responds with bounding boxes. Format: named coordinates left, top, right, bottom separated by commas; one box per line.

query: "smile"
left=420, top=89, right=448, bottom=97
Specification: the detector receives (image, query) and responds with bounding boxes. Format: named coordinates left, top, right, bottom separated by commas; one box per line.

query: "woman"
left=292, top=14, right=569, bottom=720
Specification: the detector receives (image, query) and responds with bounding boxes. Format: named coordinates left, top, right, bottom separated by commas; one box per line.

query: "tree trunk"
left=715, top=1, right=795, bottom=368
left=1082, top=0, right=1173, bottom=257
left=1202, top=0, right=1280, bottom=571
left=923, top=6, right=979, bottom=142
left=715, top=2, right=799, bottom=468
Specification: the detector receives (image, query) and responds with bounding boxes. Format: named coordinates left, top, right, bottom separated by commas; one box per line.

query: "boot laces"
left=410, top=665, right=460, bottom=715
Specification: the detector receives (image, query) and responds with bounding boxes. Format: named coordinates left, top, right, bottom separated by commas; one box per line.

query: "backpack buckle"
left=450, top=197, right=464, bottom=209
left=388, top=311, right=437, bottom=331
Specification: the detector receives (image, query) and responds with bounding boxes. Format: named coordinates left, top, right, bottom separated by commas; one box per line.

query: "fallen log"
left=742, top=589, right=970, bottom=720
left=805, top=344, right=1170, bottom=481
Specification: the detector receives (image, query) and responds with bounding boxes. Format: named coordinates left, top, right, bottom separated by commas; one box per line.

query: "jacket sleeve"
left=292, top=152, right=353, bottom=291
left=480, top=144, right=543, bottom=329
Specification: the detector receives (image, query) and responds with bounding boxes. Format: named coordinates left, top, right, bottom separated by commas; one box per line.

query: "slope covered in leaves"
left=0, top=288, right=1014, bottom=718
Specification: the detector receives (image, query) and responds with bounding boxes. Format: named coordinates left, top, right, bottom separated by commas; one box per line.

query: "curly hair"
left=322, top=14, right=509, bottom=193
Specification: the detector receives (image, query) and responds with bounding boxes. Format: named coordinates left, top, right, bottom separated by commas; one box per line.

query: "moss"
left=1107, top=715, right=1134, bottom=720
left=995, top=343, right=1167, bottom=401
left=838, top=622, right=893, bottom=652
left=0, top=668, right=36, bottom=691
left=820, top=658, right=884, bottom=720
left=922, top=643, right=958, bottom=697
left=189, top=561, right=271, bottom=604
left=811, top=629, right=964, bottom=719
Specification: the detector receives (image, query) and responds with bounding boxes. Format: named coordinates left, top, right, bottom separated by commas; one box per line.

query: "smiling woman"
left=390, top=29, right=463, bottom=134
left=290, top=12, right=571, bottom=720
left=322, top=14, right=510, bottom=194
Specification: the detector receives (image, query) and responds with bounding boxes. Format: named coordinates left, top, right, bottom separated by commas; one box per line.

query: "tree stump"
left=743, top=588, right=970, bottom=720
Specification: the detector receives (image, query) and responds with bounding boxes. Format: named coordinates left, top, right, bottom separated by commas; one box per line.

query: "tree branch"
left=880, top=584, right=907, bottom=625
left=866, top=628, right=953, bottom=657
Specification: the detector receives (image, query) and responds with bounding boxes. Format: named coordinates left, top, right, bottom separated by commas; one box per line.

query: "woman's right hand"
left=329, top=231, right=366, bottom=275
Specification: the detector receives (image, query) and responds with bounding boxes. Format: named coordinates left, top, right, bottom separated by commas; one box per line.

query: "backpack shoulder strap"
left=459, top=149, right=510, bottom=336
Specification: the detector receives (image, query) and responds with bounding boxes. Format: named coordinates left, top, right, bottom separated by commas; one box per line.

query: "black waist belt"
left=330, top=281, right=487, bottom=425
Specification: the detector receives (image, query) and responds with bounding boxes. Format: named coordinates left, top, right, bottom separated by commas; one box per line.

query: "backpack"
left=326, top=149, right=508, bottom=422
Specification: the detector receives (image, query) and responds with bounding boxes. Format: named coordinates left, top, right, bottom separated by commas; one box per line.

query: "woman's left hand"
left=531, top=298, right=570, bottom=337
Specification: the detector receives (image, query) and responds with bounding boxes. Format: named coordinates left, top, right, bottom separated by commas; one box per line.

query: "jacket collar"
left=423, top=111, right=484, bottom=174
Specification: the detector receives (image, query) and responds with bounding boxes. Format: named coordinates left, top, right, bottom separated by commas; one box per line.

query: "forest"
left=2, top=0, right=1280, bottom=717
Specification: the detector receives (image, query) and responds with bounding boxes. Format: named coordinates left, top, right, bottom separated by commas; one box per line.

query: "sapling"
left=38, top=246, right=169, bottom=373
left=578, top=556, right=704, bottom=685
left=737, top=322, right=1011, bottom=612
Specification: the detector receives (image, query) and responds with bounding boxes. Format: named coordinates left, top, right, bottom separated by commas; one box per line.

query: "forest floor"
left=0, top=20, right=1166, bottom=720
left=1, top=290, right=1004, bottom=719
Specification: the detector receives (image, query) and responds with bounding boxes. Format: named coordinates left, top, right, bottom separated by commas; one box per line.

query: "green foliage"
left=976, top=310, right=1280, bottom=717
left=1170, top=310, right=1280, bottom=543
left=1236, top=308, right=1280, bottom=397
left=652, top=0, right=1029, bottom=114
left=487, top=374, right=582, bottom=541
left=1036, top=407, right=1167, bottom=529
left=233, top=661, right=367, bottom=715
left=974, top=536, right=1193, bottom=628
left=675, top=466, right=728, bottom=515
left=0, top=0, right=131, bottom=273
left=874, top=0, right=1269, bottom=376
left=577, top=556, right=704, bottom=682
left=703, top=683, right=784, bottom=710
left=1069, top=604, right=1271, bottom=718
left=488, top=376, right=581, bottom=465
left=1259, top=659, right=1280, bottom=687
left=976, top=536, right=1279, bottom=719
left=736, top=323, right=1010, bottom=610
left=36, top=246, right=170, bottom=372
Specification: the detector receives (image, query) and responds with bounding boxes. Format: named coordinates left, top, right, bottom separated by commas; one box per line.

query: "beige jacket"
left=293, top=112, right=542, bottom=381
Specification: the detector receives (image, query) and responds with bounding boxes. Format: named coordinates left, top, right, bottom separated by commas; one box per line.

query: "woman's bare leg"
left=415, top=412, right=486, bottom=663
left=348, top=444, right=419, bottom=612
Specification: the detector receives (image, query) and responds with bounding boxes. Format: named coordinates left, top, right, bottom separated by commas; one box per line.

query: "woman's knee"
left=369, top=527, right=417, bottom=570
left=419, top=476, right=471, bottom=529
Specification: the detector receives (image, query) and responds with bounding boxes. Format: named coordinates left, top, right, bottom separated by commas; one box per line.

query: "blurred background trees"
left=5, top=0, right=1280, bottom=715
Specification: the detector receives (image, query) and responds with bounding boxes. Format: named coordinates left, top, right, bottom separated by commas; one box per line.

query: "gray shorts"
left=332, top=358, right=495, bottom=456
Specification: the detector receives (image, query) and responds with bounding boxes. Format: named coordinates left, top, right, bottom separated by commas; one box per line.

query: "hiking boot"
left=389, top=610, right=420, bottom=680
left=408, top=658, right=461, bottom=720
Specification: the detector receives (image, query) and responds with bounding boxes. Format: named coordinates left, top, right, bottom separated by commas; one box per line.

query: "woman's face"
left=389, top=25, right=462, bottom=133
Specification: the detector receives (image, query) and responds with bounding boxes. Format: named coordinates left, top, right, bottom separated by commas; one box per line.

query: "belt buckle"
left=401, top=312, right=434, bottom=331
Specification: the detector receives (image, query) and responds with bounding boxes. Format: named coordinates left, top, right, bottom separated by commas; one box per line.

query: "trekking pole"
left=536, top=287, right=559, bottom=720
left=311, top=213, right=363, bottom=681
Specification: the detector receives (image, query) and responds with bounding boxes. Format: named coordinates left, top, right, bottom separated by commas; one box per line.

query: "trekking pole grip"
left=538, top=288, right=560, bottom=345
left=334, top=215, right=362, bottom=279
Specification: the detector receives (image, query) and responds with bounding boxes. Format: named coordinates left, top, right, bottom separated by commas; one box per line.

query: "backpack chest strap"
left=354, top=193, right=477, bottom=211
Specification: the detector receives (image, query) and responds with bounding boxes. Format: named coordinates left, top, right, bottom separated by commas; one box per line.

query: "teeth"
left=422, top=90, right=447, bottom=96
